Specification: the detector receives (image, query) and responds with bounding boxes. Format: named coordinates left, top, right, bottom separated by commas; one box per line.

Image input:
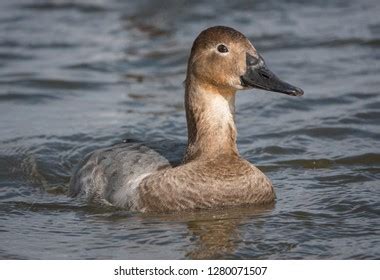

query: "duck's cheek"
left=230, top=62, right=249, bottom=90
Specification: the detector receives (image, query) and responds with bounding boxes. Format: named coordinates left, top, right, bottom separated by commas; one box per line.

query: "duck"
left=69, top=26, right=303, bottom=213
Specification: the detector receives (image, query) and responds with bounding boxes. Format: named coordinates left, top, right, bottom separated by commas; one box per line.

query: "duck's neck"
left=183, top=77, right=239, bottom=163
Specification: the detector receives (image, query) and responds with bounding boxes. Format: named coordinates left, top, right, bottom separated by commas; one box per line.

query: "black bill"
left=240, top=53, right=304, bottom=96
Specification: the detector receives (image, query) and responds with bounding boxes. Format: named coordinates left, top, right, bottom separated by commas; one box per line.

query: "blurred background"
left=0, top=0, right=379, bottom=259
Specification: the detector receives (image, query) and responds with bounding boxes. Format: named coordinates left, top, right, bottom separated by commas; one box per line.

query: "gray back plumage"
left=69, top=142, right=171, bottom=207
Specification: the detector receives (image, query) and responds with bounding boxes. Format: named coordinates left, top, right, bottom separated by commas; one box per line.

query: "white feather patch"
left=112, top=172, right=152, bottom=208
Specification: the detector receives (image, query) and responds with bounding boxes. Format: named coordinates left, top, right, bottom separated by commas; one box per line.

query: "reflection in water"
left=186, top=216, right=240, bottom=259
left=148, top=205, right=275, bottom=259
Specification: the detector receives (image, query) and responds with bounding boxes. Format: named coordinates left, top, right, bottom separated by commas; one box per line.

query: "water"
left=0, top=0, right=379, bottom=259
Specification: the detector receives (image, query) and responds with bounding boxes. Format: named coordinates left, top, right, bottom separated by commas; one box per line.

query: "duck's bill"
left=240, top=53, right=304, bottom=96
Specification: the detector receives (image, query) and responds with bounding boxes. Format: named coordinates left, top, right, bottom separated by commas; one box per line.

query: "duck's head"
left=186, top=26, right=303, bottom=96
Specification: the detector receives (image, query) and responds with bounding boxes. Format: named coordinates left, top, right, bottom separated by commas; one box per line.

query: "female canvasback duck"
left=69, top=26, right=303, bottom=212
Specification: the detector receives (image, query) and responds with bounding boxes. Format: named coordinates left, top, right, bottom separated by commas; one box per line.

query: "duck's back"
left=69, top=142, right=172, bottom=208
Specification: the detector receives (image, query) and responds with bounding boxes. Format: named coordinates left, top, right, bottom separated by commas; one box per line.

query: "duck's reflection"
left=152, top=204, right=274, bottom=259
left=185, top=211, right=242, bottom=259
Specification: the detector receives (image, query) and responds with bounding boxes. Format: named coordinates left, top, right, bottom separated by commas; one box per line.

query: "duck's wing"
left=69, top=142, right=172, bottom=208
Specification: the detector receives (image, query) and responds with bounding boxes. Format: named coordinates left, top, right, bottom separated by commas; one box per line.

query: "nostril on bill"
left=260, top=72, right=270, bottom=79
left=258, top=68, right=272, bottom=79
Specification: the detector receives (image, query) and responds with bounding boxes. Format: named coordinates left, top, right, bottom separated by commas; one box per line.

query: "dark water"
left=0, top=0, right=379, bottom=259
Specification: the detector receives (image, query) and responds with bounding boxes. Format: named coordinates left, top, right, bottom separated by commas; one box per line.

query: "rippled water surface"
left=1, top=0, right=379, bottom=259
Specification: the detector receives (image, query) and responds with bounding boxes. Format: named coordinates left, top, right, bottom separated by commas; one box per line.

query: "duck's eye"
left=217, top=44, right=229, bottom=53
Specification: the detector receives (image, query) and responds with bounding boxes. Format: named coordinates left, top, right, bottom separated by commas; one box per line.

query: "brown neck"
left=183, top=75, right=239, bottom=163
